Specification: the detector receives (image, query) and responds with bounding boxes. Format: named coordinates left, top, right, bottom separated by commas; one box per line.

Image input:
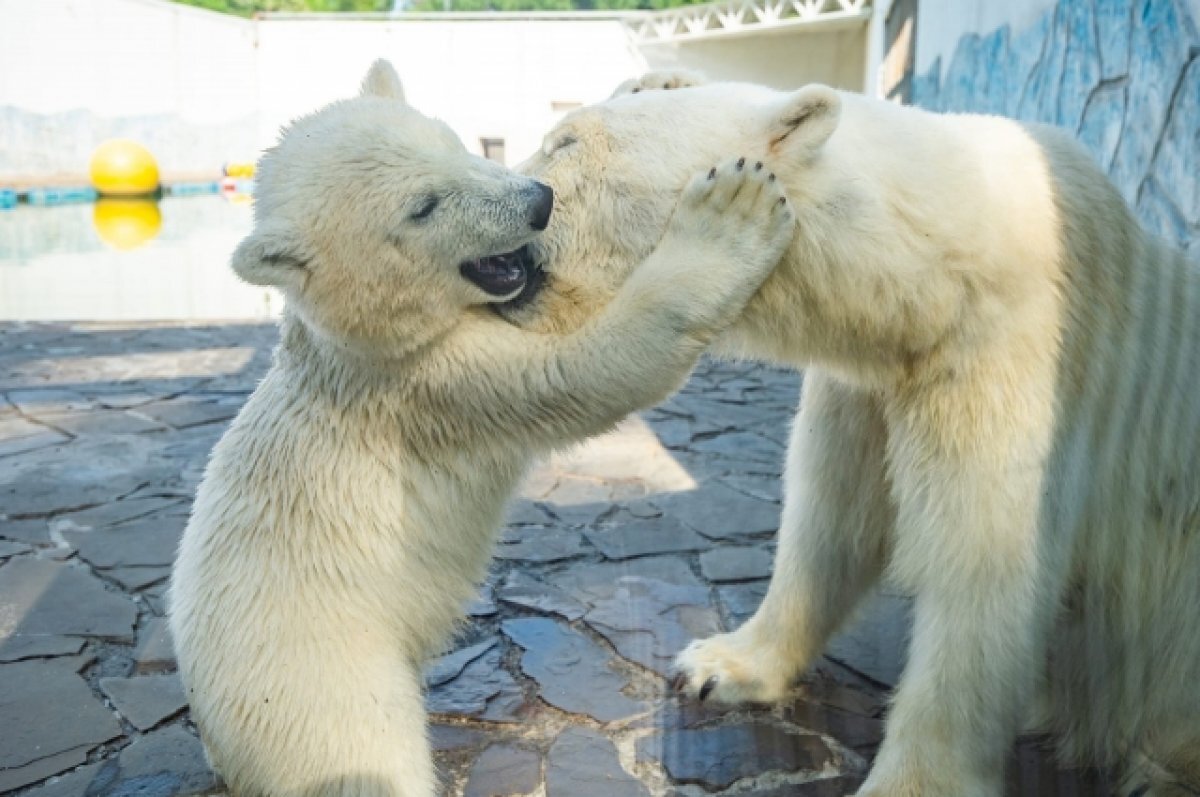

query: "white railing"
left=624, top=0, right=871, bottom=44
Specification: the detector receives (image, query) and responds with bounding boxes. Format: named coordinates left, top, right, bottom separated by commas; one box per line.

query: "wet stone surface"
left=635, top=723, right=834, bottom=790
left=0, top=322, right=1103, bottom=795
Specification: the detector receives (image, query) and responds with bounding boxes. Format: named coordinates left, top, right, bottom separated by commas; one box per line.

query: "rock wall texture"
left=912, top=0, right=1199, bottom=257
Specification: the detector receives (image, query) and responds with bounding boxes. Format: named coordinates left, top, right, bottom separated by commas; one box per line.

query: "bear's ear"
left=769, top=84, right=840, bottom=155
left=360, top=59, right=406, bottom=102
left=231, top=220, right=312, bottom=289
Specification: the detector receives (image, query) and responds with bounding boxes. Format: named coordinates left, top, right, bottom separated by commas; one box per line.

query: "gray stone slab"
left=467, top=582, right=498, bottom=618
left=5, top=389, right=93, bottom=416
left=426, top=645, right=524, bottom=721
left=464, top=744, right=541, bottom=797
left=0, top=559, right=136, bottom=659
left=104, top=565, right=172, bottom=591
left=429, top=724, right=487, bottom=752
left=0, top=518, right=49, bottom=545
left=652, top=482, right=779, bottom=540
left=0, top=746, right=96, bottom=795
left=58, top=497, right=184, bottom=531
left=0, top=634, right=85, bottom=663
left=584, top=517, right=709, bottom=561
left=140, top=583, right=169, bottom=617
left=94, top=389, right=162, bottom=409
left=133, top=618, right=177, bottom=674
left=0, top=659, right=122, bottom=790
left=497, top=570, right=587, bottom=621
left=718, top=581, right=769, bottom=627
left=39, top=409, right=168, bottom=436
left=717, top=473, right=783, bottom=503
left=554, top=556, right=703, bottom=597
left=493, top=526, right=587, bottom=563
left=112, top=725, right=220, bottom=796
left=690, top=431, right=786, bottom=465
left=546, top=727, right=648, bottom=797
left=67, top=510, right=188, bottom=569
left=135, top=397, right=239, bottom=430
left=504, top=499, right=553, bottom=526
left=699, top=546, right=774, bottom=583
left=100, top=673, right=188, bottom=731
left=14, top=761, right=117, bottom=797
left=0, top=417, right=70, bottom=458
left=425, top=638, right=499, bottom=688
left=583, top=577, right=721, bottom=677
left=0, top=435, right=169, bottom=518
left=620, top=499, right=663, bottom=520
left=636, top=723, right=833, bottom=790
left=502, top=618, right=642, bottom=722
left=825, top=590, right=913, bottom=687
left=650, top=417, right=694, bottom=448
left=0, top=539, right=31, bottom=558
left=783, top=699, right=884, bottom=754
left=540, top=475, right=615, bottom=527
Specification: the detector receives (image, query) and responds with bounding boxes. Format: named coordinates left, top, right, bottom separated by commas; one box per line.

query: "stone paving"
left=0, top=321, right=1113, bottom=796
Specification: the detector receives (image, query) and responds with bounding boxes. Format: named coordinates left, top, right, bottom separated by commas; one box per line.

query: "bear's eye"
left=546, top=135, right=578, bottom=156
left=410, top=195, right=439, bottom=221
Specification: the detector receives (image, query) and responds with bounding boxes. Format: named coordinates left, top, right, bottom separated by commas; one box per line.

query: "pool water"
left=0, top=195, right=278, bottom=321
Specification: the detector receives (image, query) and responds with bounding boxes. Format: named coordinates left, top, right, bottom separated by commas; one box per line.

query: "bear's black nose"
left=529, top=182, right=554, bottom=231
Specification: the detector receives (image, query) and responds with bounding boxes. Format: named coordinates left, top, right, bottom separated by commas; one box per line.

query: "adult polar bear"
left=504, top=75, right=1200, bottom=795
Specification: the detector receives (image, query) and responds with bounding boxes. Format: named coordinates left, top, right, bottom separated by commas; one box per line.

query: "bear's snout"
left=528, top=182, right=554, bottom=231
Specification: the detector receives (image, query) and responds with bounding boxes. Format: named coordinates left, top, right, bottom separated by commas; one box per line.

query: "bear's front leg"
left=858, top=363, right=1058, bottom=797
left=673, top=372, right=894, bottom=703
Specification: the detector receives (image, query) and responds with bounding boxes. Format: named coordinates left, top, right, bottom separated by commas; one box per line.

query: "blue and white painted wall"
left=906, top=0, right=1199, bottom=256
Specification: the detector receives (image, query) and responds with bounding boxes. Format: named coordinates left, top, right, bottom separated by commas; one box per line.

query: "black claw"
left=707, top=167, right=717, bottom=180
left=699, top=676, right=718, bottom=701
left=736, top=157, right=746, bottom=170
left=754, top=161, right=763, bottom=171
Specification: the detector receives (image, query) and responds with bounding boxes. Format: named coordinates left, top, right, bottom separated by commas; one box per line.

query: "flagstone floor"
left=0, top=322, right=1111, bottom=797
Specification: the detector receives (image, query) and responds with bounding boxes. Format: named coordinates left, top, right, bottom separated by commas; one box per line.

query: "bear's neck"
left=273, top=312, right=414, bottom=410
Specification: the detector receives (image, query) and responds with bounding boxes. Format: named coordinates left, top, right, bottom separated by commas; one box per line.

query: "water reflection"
left=0, top=195, right=276, bottom=321
left=93, top=199, right=162, bottom=251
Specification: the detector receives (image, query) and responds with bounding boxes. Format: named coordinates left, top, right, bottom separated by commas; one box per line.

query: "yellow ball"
left=92, top=199, right=162, bottom=251
left=90, top=139, right=160, bottom=196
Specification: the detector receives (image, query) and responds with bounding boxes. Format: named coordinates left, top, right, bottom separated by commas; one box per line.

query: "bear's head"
left=232, top=60, right=554, bottom=354
left=498, top=81, right=841, bottom=335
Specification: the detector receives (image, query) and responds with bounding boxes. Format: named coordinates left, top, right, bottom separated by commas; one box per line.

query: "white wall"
left=0, top=0, right=872, bottom=176
left=640, top=26, right=866, bottom=92
left=0, top=0, right=257, bottom=123
left=255, top=18, right=646, bottom=165
left=0, top=0, right=259, bottom=175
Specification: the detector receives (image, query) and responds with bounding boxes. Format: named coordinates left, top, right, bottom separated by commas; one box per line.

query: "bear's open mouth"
left=460, top=248, right=531, bottom=297
left=496, top=250, right=546, bottom=311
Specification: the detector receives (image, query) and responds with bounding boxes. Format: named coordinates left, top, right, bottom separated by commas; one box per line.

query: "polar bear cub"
left=505, top=75, right=1200, bottom=796
left=169, top=60, right=794, bottom=797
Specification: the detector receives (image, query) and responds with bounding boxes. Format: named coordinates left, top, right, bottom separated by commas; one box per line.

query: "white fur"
left=168, top=61, right=794, bottom=797
left=512, top=75, right=1200, bottom=796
